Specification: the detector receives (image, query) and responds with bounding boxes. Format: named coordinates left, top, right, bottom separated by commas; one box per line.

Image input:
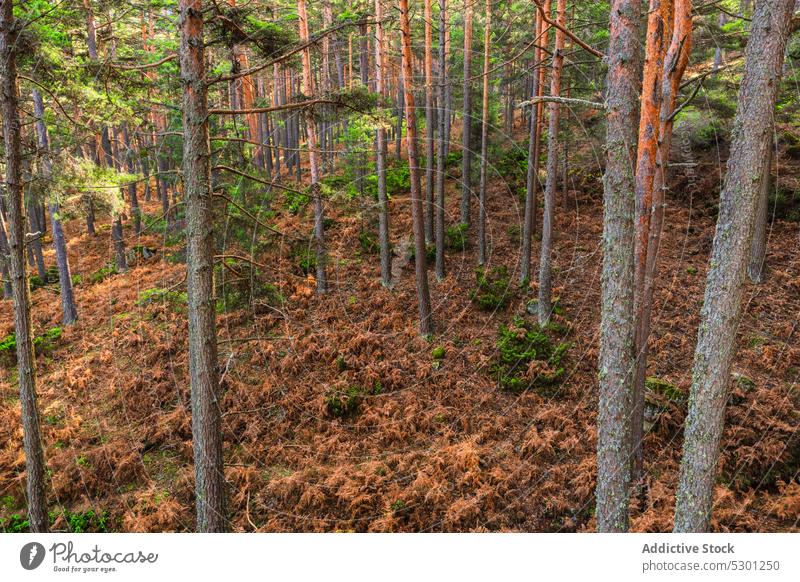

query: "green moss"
left=645, top=377, right=685, bottom=402
left=88, top=263, right=118, bottom=284
left=492, top=316, right=569, bottom=395
left=431, top=346, right=446, bottom=360
left=325, top=385, right=363, bottom=418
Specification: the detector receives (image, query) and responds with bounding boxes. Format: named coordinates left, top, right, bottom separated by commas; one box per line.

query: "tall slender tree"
left=434, top=0, right=448, bottom=280
left=1, top=0, right=48, bottom=532
left=424, top=0, right=435, bottom=243
left=400, top=0, right=434, bottom=335
left=180, top=0, right=227, bottom=532
left=673, top=0, right=795, bottom=532
left=460, top=1, right=474, bottom=226
left=476, top=0, right=491, bottom=265
left=596, top=0, right=641, bottom=533
left=375, top=0, right=391, bottom=287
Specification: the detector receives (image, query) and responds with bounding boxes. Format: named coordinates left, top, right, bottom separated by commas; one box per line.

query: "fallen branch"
left=518, top=95, right=606, bottom=110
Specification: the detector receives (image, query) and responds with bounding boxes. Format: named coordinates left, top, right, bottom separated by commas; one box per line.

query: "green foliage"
left=431, top=346, right=446, bottom=360
left=325, top=385, right=363, bottom=419
left=0, top=327, right=62, bottom=366
left=358, top=229, right=380, bottom=254
left=88, top=264, right=118, bottom=284
left=137, top=287, right=188, bottom=308
left=284, top=189, right=310, bottom=214
left=445, top=223, right=469, bottom=251
left=292, top=244, right=317, bottom=276
left=493, top=316, right=569, bottom=395
left=470, top=266, right=513, bottom=311
left=645, top=377, right=685, bottom=402
left=675, top=107, right=725, bottom=149
left=0, top=508, right=110, bottom=533
left=494, top=146, right=528, bottom=186
left=215, top=260, right=283, bottom=313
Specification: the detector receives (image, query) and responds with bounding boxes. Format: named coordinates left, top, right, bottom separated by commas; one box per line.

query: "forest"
left=0, top=0, right=798, bottom=534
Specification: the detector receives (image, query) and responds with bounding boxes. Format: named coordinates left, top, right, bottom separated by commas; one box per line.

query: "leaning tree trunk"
left=673, top=0, right=795, bottom=533
left=400, top=0, right=434, bottom=335
left=748, top=131, right=773, bottom=283
left=0, top=0, right=48, bottom=532
left=179, top=0, right=227, bottom=533
left=375, top=0, right=391, bottom=287
left=537, top=0, right=566, bottom=325
left=476, top=0, right=492, bottom=265
left=596, top=0, right=642, bottom=533
left=298, top=0, right=328, bottom=294
left=460, top=2, right=474, bottom=226
left=32, top=89, right=78, bottom=325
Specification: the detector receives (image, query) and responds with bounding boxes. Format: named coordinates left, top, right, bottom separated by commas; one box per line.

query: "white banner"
left=1, top=533, right=798, bottom=581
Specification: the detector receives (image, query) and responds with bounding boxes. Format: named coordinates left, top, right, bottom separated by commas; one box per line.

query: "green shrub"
left=358, top=229, right=380, bottom=254
left=137, top=287, right=188, bottom=308
left=493, top=316, right=569, bottom=395
left=0, top=327, right=62, bottom=366
left=292, top=244, right=317, bottom=276
left=215, top=260, right=283, bottom=313
left=409, top=242, right=436, bottom=265
left=325, top=385, right=363, bottom=418
left=445, top=223, right=469, bottom=251
left=1, top=509, right=111, bottom=533
left=431, top=346, right=446, bottom=360
left=470, top=266, right=512, bottom=310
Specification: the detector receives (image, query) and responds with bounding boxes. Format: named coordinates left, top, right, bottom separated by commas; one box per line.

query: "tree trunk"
left=748, top=132, right=773, bottom=283
left=179, top=0, right=227, bottom=532
left=435, top=0, right=448, bottom=280
left=298, top=0, right=328, bottom=294
left=1, top=0, right=48, bottom=532
left=477, top=0, right=492, bottom=265
left=596, top=0, right=642, bottom=533
left=520, top=2, right=549, bottom=285
left=673, top=0, right=794, bottom=532
left=537, top=0, right=566, bottom=324
left=375, top=0, right=392, bottom=287
left=32, top=89, right=78, bottom=325
left=424, top=0, right=435, bottom=243
left=400, top=0, right=434, bottom=335
left=460, top=2, right=473, bottom=226
left=122, top=123, right=142, bottom=235
left=632, top=0, right=692, bottom=483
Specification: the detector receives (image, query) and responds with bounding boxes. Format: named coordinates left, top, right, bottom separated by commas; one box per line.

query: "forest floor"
left=1, top=127, right=799, bottom=532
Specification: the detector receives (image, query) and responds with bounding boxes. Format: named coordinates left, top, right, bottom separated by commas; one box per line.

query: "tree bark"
left=748, top=132, right=773, bottom=283
left=537, top=0, right=566, bottom=324
left=673, top=0, right=794, bottom=532
left=1, top=0, right=49, bottom=532
left=179, top=0, right=227, bottom=532
left=435, top=0, right=448, bottom=280
left=375, top=0, right=392, bottom=287
left=32, top=89, right=78, bottom=325
left=424, top=0, right=435, bottom=243
left=298, top=0, right=328, bottom=294
left=477, top=0, right=492, bottom=265
left=400, top=0, right=434, bottom=335
left=596, top=0, right=641, bottom=533
left=460, top=1, right=474, bottom=226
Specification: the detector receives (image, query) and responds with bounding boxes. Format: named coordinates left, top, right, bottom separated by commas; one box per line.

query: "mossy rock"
left=645, top=377, right=685, bottom=402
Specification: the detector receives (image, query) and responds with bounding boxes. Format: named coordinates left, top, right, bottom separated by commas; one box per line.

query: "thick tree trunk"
left=537, top=0, right=566, bottom=325
left=460, top=2, right=473, bottom=226
left=400, top=0, right=434, bottom=335
left=179, top=0, right=227, bottom=532
left=477, top=0, right=492, bottom=266
left=32, top=89, right=78, bottom=325
left=1, top=0, right=49, bottom=532
left=298, top=0, right=328, bottom=294
left=596, top=0, right=642, bottom=533
left=375, top=0, right=391, bottom=287
left=673, top=0, right=794, bottom=532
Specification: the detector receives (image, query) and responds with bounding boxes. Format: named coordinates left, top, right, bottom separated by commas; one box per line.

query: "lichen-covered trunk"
left=632, top=0, right=691, bottom=482
left=33, top=88, right=78, bottom=325
left=596, top=0, right=641, bottom=533
left=375, top=0, right=391, bottom=287
left=179, top=0, right=227, bottom=532
left=460, top=3, right=474, bottom=226
left=748, top=133, right=773, bottom=283
left=1, top=0, right=48, bottom=532
left=298, top=0, right=328, bottom=294
left=537, top=0, right=565, bottom=324
left=673, top=0, right=794, bottom=532
left=476, top=0, right=492, bottom=266
left=400, top=0, right=434, bottom=335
